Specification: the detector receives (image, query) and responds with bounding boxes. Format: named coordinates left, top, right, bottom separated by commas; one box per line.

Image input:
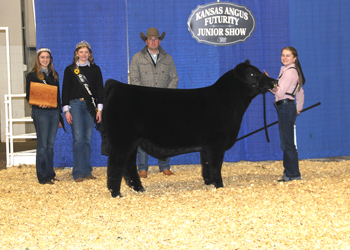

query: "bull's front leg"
left=205, top=150, right=225, bottom=188
left=107, top=151, right=124, bottom=198
left=123, top=148, right=145, bottom=193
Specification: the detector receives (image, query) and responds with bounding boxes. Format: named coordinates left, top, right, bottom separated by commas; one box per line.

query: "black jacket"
left=62, top=63, right=104, bottom=107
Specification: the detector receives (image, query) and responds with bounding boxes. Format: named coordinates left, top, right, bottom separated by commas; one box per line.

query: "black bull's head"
left=233, top=60, right=277, bottom=95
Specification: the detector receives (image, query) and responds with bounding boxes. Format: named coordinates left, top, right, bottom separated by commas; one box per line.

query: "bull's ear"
left=244, top=60, right=251, bottom=65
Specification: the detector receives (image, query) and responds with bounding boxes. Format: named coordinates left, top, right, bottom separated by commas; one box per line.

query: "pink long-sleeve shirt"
left=272, top=64, right=304, bottom=112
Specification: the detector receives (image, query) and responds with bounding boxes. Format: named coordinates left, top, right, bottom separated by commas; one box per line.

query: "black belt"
left=274, top=98, right=294, bottom=107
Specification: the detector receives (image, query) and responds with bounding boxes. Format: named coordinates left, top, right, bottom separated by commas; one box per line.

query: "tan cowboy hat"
left=140, top=28, right=166, bottom=42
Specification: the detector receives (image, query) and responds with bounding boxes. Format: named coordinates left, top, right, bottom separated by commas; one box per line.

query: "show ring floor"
left=1, top=158, right=350, bottom=248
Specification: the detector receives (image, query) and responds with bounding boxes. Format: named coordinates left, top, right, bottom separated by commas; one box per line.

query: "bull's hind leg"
left=107, top=150, right=126, bottom=197
left=201, top=150, right=225, bottom=188
left=200, top=151, right=211, bottom=185
left=123, top=148, right=145, bottom=193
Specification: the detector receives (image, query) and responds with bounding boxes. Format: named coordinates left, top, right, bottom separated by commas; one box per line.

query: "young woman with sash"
left=26, top=48, right=65, bottom=185
left=62, top=41, right=103, bottom=182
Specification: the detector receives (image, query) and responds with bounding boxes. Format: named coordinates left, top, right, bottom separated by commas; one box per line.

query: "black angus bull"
left=102, top=60, right=276, bottom=197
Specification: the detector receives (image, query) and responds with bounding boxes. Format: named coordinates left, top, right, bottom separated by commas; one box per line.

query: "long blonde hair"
left=282, top=46, right=306, bottom=90
left=30, top=48, right=58, bottom=81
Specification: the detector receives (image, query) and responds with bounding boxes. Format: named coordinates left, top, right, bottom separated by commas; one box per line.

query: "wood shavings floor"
left=1, top=160, right=350, bottom=249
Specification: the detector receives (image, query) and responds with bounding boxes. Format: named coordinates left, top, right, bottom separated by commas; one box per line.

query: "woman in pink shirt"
left=269, top=46, right=305, bottom=182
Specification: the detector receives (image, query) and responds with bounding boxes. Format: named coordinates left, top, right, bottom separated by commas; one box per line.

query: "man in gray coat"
left=130, top=27, right=179, bottom=178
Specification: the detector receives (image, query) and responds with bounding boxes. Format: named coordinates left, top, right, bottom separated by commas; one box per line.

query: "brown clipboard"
left=29, top=81, right=58, bottom=108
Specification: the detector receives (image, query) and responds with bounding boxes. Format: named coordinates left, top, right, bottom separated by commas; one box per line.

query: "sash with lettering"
left=69, top=64, right=101, bottom=131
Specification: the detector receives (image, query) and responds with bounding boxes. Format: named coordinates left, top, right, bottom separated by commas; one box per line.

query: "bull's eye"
left=250, top=73, right=254, bottom=77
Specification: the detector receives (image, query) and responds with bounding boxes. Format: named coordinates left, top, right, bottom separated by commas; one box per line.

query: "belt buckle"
left=79, top=98, right=84, bottom=101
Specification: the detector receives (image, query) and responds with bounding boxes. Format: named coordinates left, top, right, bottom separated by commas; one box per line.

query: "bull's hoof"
left=137, top=187, right=146, bottom=193
left=214, top=183, right=224, bottom=189
left=130, top=185, right=145, bottom=192
left=110, top=189, right=122, bottom=198
left=204, top=179, right=213, bottom=185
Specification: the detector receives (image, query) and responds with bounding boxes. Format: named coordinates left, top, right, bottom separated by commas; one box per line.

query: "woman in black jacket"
left=26, top=48, right=64, bottom=185
left=62, top=41, right=103, bottom=182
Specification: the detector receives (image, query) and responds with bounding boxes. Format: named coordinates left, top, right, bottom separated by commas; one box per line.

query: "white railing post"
left=2, top=27, right=36, bottom=167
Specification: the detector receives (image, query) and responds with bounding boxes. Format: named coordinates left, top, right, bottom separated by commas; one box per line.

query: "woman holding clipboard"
left=26, top=47, right=64, bottom=185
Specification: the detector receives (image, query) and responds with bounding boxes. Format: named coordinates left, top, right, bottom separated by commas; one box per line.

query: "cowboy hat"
left=140, top=28, right=166, bottom=42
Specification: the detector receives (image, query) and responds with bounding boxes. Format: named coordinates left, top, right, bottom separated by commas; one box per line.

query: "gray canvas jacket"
left=130, top=46, right=178, bottom=88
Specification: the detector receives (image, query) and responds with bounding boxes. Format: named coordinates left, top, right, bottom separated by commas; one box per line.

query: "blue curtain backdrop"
left=35, top=0, right=350, bottom=167
left=289, top=1, right=350, bottom=159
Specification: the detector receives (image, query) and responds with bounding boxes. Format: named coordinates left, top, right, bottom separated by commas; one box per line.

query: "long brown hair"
left=30, top=48, right=58, bottom=81
left=282, top=46, right=306, bottom=90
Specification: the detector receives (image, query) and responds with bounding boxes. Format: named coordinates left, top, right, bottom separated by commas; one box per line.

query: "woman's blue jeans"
left=32, top=108, right=60, bottom=184
left=69, top=99, right=94, bottom=180
left=137, top=147, right=170, bottom=172
left=276, top=101, right=301, bottom=181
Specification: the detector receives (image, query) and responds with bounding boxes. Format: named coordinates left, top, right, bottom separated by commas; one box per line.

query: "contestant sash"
left=69, top=64, right=100, bottom=131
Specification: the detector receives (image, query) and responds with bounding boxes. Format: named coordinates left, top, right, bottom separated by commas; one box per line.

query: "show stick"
left=236, top=102, right=321, bottom=142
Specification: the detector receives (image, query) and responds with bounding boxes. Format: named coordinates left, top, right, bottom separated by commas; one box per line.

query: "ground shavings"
left=0, top=160, right=350, bottom=249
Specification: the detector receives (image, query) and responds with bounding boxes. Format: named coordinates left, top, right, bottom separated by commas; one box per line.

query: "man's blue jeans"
left=32, top=108, right=60, bottom=184
left=137, top=147, right=170, bottom=172
left=276, top=101, right=301, bottom=181
left=69, top=99, right=94, bottom=180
